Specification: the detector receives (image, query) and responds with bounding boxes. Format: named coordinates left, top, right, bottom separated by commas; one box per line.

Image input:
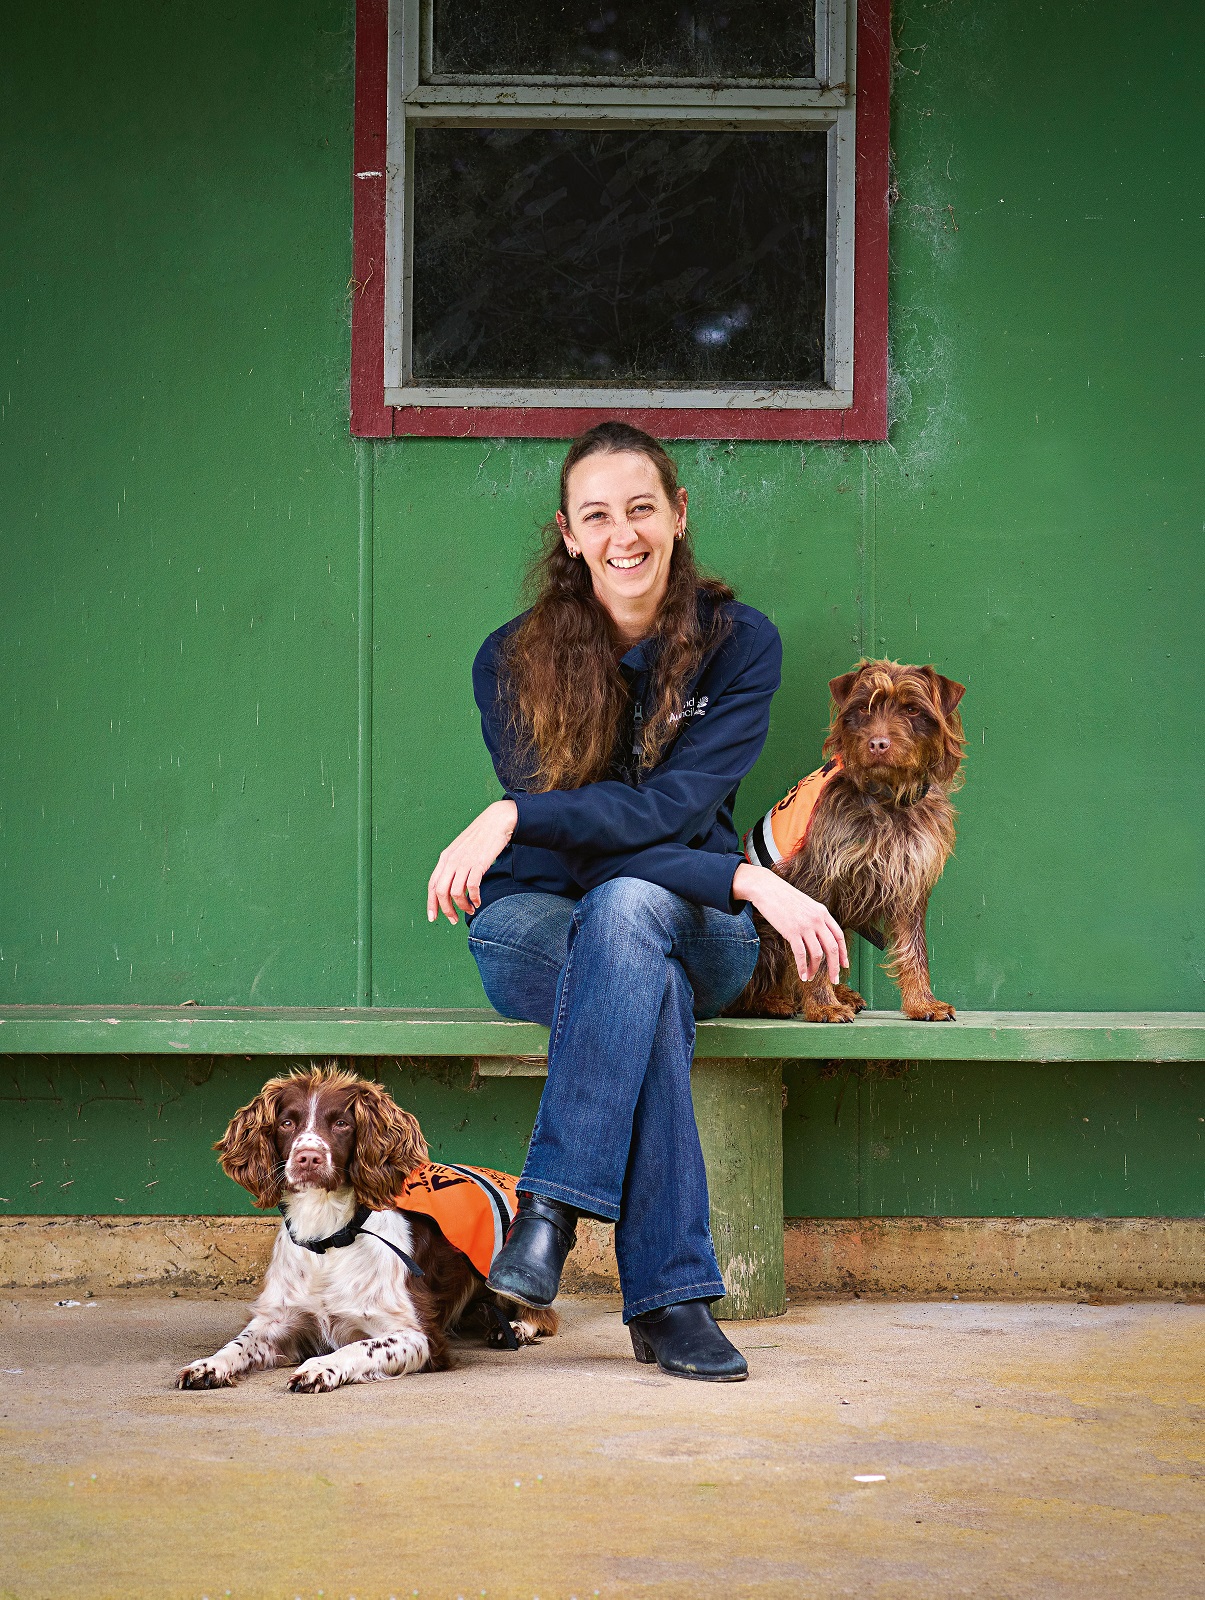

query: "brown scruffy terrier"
left=731, top=659, right=966, bottom=1023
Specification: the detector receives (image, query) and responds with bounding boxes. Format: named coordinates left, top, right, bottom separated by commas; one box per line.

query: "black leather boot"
left=486, top=1193, right=579, bottom=1308
left=629, top=1299, right=749, bottom=1381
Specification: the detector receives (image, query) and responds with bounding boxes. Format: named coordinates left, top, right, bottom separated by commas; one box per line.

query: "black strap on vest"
left=484, top=1300, right=520, bottom=1351
left=280, top=1202, right=424, bottom=1278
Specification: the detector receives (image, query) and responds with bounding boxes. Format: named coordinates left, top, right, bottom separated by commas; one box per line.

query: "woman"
left=427, top=422, right=847, bottom=1381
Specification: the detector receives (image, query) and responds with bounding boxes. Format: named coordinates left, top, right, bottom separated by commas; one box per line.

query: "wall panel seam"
left=356, top=438, right=375, bottom=1006
left=858, top=445, right=878, bottom=1007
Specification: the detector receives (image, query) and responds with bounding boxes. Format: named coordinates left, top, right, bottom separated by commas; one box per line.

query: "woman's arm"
left=733, top=861, right=848, bottom=984
left=427, top=808, right=846, bottom=984
left=560, top=845, right=847, bottom=984
left=426, top=798, right=517, bottom=925
left=474, top=613, right=782, bottom=858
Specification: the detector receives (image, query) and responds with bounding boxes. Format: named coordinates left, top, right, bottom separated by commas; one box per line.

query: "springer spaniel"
left=176, top=1064, right=556, bottom=1393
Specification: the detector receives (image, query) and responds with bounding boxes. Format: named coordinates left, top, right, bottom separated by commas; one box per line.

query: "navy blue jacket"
left=471, top=599, right=782, bottom=916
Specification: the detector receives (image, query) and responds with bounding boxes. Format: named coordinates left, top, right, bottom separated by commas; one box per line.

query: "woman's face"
left=557, top=450, right=687, bottom=629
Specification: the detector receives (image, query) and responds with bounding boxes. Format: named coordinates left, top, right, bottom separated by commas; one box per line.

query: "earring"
left=568, top=547, right=581, bottom=559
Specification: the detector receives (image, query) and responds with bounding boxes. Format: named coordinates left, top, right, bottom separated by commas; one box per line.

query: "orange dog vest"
left=744, top=757, right=843, bottom=867
left=394, top=1161, right=519, bottom=1278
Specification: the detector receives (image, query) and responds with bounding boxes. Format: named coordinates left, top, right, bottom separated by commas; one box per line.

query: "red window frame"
left=351, top=0, right=889, bottom=441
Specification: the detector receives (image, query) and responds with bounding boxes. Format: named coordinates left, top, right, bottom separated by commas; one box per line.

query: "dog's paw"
left=802, top=1001, right=859, bottom=1024
left=509, top=1317, right=551, bottom=1346
left=904, top=999, right=957, bottom=1021
left=176, top=1360, right=234, bottom=1390
left=834, top=984, right=867, bottom=1013
left=485, top=1316, right=544, bottom=1348
left=287, top=1358, right=344, bottom=1393
left=486, top=1302, right=558, bottom=1347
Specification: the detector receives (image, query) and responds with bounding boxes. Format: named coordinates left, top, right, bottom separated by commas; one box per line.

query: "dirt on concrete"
left=1, top=1291, right=1202, bottom=1599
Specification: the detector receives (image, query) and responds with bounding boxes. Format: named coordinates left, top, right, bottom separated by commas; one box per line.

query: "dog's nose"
left=292, top=1147, right=326, bottom=1172
left=868, top=735, right=891, bottom=754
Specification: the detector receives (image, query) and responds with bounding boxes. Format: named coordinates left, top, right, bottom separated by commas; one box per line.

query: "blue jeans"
left=467, top=879, right=760, bottom=1320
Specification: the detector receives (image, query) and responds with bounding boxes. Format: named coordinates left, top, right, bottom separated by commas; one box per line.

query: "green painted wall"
left=2, top=1, right=1201, bottom=1217
left=2, top=1, right=363, bottom=1007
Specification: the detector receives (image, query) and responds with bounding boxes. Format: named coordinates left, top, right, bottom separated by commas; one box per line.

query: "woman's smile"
left=608, top=552, right=649, bottom=570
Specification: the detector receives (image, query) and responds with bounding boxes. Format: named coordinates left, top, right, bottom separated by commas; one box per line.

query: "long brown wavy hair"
left=500, top=422, right=734, bottom=792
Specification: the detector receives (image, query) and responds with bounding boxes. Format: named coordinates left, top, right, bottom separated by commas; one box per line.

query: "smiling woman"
left=498, top=429, right=732, bottom=796
left=425, top=422, right=847, bottom=1380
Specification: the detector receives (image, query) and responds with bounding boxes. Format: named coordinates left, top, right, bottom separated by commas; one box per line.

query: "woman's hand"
left=427, top=799, right=518, bottom=925
left=732, top=862, right=849, bottom=985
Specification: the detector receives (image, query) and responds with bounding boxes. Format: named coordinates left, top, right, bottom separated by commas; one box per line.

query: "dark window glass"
left=431, top=1, right=815, bottom=81
left=411, top=128, right=827, bottom=387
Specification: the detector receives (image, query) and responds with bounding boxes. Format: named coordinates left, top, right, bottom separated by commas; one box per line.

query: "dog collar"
left=279, top=1201, right=424, bottom=1277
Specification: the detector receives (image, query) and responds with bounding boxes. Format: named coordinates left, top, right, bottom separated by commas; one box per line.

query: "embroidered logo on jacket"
left=669, top=695, right=709, bottom=724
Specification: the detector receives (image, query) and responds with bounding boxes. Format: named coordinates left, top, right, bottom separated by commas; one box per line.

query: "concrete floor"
left=1, top=1293, right=1202, bottom=1600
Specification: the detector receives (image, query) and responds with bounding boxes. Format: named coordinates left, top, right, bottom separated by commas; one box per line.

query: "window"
left=351, top=0, right=888, bottom=439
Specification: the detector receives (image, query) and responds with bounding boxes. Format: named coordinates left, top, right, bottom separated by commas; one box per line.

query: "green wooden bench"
left=4, top=1007, right=1203, bottom=1319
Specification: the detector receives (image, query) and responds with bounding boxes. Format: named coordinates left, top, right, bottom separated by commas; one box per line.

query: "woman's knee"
left=577, top=876, right=682, bottom=934
left=468, top=937, right=561, bottom=1027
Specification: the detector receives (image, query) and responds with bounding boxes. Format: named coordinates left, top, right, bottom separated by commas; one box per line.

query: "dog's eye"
left=334, top=1117, right=350, bottom=1128
left=279, top=1118, right=294, bottom=1128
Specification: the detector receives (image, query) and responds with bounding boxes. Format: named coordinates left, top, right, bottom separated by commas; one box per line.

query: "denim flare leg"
left=467, top=878, right=761, bottom=1320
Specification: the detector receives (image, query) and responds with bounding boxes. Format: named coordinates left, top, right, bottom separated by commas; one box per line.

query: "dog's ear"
left=828, top=668, right=863, bottom=711
left=215, top=1082, right=288, bottom=1209
left=348, top=1079, right=429, bottom=1210
left=823, top=666, right=866, bottom=759
left=925, top=669, right=965, bottom=717
left=921, top=668, right=967, bottom=784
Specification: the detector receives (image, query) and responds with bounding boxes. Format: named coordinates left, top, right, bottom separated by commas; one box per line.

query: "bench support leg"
left=691, top=1057, right=786, bottom=1321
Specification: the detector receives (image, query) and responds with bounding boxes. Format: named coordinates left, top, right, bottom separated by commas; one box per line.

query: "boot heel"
left=629, top=1324, right=656, bottom=1364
